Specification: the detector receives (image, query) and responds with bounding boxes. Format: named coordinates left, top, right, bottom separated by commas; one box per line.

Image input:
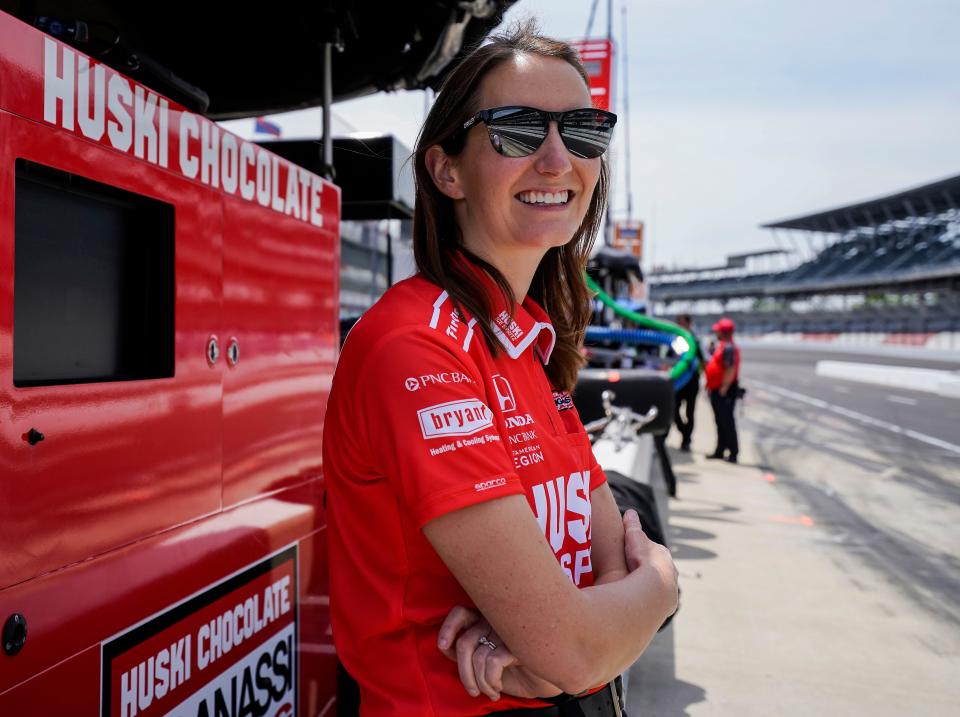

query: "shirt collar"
left=457, top=254, right=557, bottom=364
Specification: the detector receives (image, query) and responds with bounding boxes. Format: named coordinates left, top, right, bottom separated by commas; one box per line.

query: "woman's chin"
left=512, top=226, right=582, bottom=250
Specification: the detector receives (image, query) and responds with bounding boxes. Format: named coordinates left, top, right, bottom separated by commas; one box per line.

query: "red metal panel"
left=296, top=526, right=338, bottom=717
left=0, top=13, right=42, bottom=118
left=0, top=109, right=224, bottom=590
left=0, top=482, right=329, bottom=704
left=0, top=9, right=341, bottom=714
left=221, top=193, right=339, bottom=507
left=0, top=645, right=101, bottom=714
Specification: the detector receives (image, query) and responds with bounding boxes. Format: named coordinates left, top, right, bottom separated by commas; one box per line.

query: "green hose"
left=584, top=272, right=699, bottom=383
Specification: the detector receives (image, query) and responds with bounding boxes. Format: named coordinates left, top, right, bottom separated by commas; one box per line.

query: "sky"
left=220, top=0, right=960, bottom=271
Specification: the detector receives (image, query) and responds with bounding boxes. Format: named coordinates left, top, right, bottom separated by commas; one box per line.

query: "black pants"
left=709, top=388, right=739, bottom=458
left=673, top=378, right=698, bottom=445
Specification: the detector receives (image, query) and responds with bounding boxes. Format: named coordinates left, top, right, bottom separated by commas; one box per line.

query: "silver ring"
left=477, top=635, right=497, bottom=651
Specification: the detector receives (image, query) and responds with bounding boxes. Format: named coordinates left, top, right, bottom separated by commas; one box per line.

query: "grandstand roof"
left=727, top=249, right=786, bottom=260
left=762, top=173, right=960, bottom=233
left=650, top=248, right=784, bottom=277
left=726, top=248, right=785, bottom=268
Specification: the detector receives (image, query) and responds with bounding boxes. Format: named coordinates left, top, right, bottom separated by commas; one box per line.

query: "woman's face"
left=451, top=54, right=602, bottom=256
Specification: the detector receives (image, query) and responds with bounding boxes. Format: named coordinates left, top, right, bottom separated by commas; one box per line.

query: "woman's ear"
left=425, top=145, right=466, bottom=200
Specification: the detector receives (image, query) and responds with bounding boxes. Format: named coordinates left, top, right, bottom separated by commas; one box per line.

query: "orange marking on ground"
left=768, top=515, right=815, bottom=526
left=763, top=473, right=776, bottom=482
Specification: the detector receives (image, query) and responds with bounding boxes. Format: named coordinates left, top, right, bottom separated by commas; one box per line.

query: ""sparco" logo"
left=405, top=372, right=474, bottom=391
left=474, top=477, right=507, bottom=492
left=417, top=399, right=493, bottom=439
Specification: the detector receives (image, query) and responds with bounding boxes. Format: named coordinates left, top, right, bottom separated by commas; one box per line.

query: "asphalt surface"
left=740, top=346, right=960, bottom=450
left=626, top=345, right=960, bottom=716
left=739, top=346, right=960, bottom=627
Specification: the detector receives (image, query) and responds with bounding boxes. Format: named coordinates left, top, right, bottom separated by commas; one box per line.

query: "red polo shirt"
left=704, top=339, right=740, bottom=391
left=323, top=268, right=607, bottom=716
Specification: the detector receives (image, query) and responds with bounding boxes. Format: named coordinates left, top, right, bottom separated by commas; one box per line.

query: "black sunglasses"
left=442, top=105, right=617, bottom=159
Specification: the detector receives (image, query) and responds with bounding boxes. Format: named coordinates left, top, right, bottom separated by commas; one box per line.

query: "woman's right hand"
left=622, top=509, right=679, bottom=615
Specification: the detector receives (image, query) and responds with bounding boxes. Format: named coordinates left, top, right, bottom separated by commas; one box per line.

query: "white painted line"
left=752, top=380, right=960, bottom=456
left=833, top=386, right=850, bottom=394
left=886, top=395, right=918, bottom=406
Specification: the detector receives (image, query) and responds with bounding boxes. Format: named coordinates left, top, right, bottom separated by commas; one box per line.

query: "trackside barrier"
left=745, top=331, right=960, bottom=352
left=815, top=361, right=960, bottom=398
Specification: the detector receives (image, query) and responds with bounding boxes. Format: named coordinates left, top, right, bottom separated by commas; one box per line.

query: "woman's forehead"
left=477, top=53, right=592, bottom=112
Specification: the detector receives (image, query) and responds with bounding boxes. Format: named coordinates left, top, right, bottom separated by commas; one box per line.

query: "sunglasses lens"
left=486, top=107, right=549, bottom=157
left=477, top=107, right=617, bottom=158
left=560, top=110, right=616, bottom=159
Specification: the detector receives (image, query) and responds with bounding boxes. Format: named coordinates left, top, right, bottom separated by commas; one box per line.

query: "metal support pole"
left=321, top=42, right=335, bottom=181
left=603, top=0, right=615, bottom=245
left=621, top=1, right=632, bottom=224
left=584, top=0, right=601, bottom=38
left=607, top=0, right=613, bottom=44
left=386, top=215, right=394, bottom=288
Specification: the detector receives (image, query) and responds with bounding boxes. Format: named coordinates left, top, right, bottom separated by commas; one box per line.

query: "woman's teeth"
left=517, top=190, right=570, bottom=205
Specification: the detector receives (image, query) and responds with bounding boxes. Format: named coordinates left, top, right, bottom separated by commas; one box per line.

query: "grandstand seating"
left=649, top=174, right=960, bottom=336
left=651, top=220, right=959, bottom=301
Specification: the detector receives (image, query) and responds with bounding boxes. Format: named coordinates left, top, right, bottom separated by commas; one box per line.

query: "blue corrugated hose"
left=584, top=273, right=699, bottom=389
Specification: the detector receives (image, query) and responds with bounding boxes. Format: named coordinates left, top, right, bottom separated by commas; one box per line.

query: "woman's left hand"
left=437, top=605, right=563, bottom=701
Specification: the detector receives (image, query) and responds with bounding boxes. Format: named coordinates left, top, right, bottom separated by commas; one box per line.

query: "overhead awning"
left=0, top=0, right=518, bottom=117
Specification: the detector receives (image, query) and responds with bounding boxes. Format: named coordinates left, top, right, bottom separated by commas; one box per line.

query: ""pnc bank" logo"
left=417, top=399, right=493, bottom=439
left=404, top=371, right=473, bottom=392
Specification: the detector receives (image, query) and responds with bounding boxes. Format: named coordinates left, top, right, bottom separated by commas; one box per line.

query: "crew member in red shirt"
left=323, top=22, right=678, bottom=717
left=704, top=317, right=741, bottom=463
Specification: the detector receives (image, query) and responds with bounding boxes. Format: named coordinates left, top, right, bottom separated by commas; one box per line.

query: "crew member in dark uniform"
left=672, top=314, right=705, bottom=452
left=704, top=317, right=741, bottom=463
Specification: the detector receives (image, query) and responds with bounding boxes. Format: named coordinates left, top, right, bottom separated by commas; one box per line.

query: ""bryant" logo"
left=417, top=399, right=493, bottom=439
left=405, top=372, right=474, bottom=391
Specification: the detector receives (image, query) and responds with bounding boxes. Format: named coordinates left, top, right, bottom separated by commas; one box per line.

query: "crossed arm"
left=422, top=482, right=678, bottom=700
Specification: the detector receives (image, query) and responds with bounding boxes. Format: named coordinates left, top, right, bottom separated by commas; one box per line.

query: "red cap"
left=712, top=317, right=735, bottom=333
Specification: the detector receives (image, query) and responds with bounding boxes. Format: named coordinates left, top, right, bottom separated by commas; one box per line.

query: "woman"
left=322, top=21, right=679, bottom=716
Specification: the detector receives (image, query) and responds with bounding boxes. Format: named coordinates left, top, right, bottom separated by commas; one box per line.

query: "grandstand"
left=649, top=174, right=960, bottom=337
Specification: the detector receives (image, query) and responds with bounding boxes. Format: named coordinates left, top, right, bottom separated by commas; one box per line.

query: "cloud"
left=222, top=0, right=960, bottom=269
left=626, top=101, right=960, bottom=268
left=505, top=0, right=960, bottom=266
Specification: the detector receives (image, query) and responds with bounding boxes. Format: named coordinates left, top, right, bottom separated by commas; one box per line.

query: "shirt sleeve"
left=587, top=443, right=609, bottom=492
left=722, top=344, right=736, bottom=368
left=356, top=328, right=524, bottom=528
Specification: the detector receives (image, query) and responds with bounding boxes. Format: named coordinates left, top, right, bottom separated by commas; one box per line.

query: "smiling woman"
left=322, top=19, right=678, bottom=717
left=415, top=35, right=612, bottom=393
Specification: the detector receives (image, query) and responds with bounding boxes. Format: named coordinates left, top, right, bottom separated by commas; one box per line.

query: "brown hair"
left=412, top=20, right=609, bottom=392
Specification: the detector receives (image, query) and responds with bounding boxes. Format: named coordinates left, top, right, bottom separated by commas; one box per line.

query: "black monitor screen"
left=13, top=159, right=174, bottom=387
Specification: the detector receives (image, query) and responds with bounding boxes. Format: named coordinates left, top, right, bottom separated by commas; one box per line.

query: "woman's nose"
left=534, top=122, right=572, bottom=176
